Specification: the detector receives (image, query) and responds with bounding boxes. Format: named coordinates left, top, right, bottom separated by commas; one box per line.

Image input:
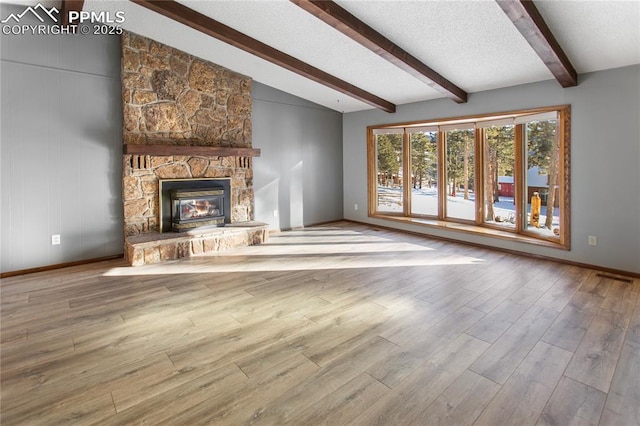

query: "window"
left=522, top=113, right=561, bottom=239
left=481, top=120, right=516, bottom=230
left=374, top=129, right=404, bottom=213
left=444, top=126, right=476, bottom=222
left=409, top=128, right=438, bottom=217
left=367, top=106, right=570, bottom=249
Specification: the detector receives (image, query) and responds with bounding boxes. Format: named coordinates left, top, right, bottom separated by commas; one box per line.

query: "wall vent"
left=236, top=157, right=251, bottom=168
left=130, top=155, right=150, bottom=170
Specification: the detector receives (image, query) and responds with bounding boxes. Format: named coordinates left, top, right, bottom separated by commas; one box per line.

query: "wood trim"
left=123, top=144, right=261, bottom=157
left=291, top=0, right=467, bottom=103
left=345, top=219, right=639, bottom=279
left=3, top=221, right=636, bottom=280
left=518, top=105, right=570, bottom=248
left=437, top=130, right=445, bottom=220
left=271, top=219, right=347, bottom=234
left=514, top=123, right=524, bottom=233
left=496, top=0, right=577, bottom=87
left=369, top=214, right=565, bottom=249
left=560, top=107, right=571, bottom=249
left=131, top=0, right=395, bottom=113
left=0, top=254, right=124, bottom=278
left=369, top=104, right=569, bottom=130
left=402, top=130, right=411, bottom=216
left=475, top=127, right=483, bottom=225
left=61, top=0, right=84, bottom=26
left=367, top=128, right=377, bottom=216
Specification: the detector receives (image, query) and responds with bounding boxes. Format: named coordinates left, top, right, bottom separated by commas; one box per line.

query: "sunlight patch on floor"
left=103, top=251, right=485, bottom=277
left=103, top=225, right=486, bottom=277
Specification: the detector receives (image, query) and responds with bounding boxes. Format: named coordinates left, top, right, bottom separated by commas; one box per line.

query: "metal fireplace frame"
left=159, top=178, right=231, bottom=233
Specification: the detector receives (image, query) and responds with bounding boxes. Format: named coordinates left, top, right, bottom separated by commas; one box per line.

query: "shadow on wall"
left=289, top=161, right=304, bottom=229
left=255, top=161, right=305, bottom=231
left=255, top=178, right=280, bottom=230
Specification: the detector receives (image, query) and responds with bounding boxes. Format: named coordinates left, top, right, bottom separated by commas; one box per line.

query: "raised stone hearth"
left=125, top=222, right=268, bottom=266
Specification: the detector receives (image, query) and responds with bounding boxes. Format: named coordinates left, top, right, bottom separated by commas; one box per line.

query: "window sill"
left=370, top=214, right=568, bottom=250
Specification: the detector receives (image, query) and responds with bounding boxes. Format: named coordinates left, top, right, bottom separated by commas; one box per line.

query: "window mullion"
left=438, top=131, right=446, bottom=219
left=367, top=129, right=376, bottom=215
left=515, top=123, right=524, bottom=233
left=558, top=109, right=569, bottom=247
left=402, top=130, right=411, bottom=217
left=475, top=128, right=483, bottom=225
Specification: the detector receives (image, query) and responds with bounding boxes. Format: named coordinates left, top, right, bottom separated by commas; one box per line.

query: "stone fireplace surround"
left=122, top=152, right=267, bottom=266
left=121, top=32, right=267, bottom=266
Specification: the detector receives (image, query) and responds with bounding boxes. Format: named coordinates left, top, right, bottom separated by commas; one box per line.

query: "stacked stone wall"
left=122, top=32, right=252, bottom=147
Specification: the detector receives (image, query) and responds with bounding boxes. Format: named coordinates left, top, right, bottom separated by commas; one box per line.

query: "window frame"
left=367, top=105, right=571, bottom=250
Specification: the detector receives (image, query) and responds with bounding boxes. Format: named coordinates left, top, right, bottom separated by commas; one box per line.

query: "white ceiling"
left=14, top=0, right=640, bottom=113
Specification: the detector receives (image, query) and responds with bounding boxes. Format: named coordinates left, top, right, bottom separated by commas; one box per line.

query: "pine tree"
left=527, top=121, right=559, bottom=229
left=377, top=134, right=402, bottom=187
left=410, top=132, right=437, bottom=189
left=446, top=130, right=474, bottom=198
left=484, top=126, right=515, bottom=221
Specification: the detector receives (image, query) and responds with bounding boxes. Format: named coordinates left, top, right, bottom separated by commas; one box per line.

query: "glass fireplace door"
left=170, top=188, right=225, bottom=231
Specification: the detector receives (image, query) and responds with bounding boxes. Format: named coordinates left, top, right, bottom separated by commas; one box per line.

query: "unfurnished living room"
left=1, top=0, right=639, bottom=424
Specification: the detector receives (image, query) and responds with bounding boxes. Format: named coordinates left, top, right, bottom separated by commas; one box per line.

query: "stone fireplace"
left=121, top=32, right=267, bottom=266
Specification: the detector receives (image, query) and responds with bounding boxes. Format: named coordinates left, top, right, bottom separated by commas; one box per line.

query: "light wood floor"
left=1, top=221, right=639, bottom=425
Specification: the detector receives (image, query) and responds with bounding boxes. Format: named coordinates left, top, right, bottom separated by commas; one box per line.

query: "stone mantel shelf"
left=123, top=144, right=261, bottom=157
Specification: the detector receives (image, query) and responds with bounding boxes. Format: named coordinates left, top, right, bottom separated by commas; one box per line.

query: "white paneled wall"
left=1, top=3, right=123, bottom=273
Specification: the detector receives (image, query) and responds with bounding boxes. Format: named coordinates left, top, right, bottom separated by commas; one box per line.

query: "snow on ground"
left=377, top=185, right=560, bottom=238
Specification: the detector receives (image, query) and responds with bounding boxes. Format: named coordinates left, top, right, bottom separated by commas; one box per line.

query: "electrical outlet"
left=354, top=204, right=358, bottom=211
left=588, top=235, right=597, bottom=246
left=273, top=209, right=278, bottom=217
left=51, top=234, right=61, bottom=245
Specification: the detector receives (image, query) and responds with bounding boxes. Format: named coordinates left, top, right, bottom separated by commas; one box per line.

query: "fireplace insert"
left=170, top=188, right=225, bottom=231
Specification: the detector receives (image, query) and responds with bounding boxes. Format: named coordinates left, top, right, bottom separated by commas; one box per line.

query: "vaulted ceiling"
left=15, top=0, right=640, bottom=113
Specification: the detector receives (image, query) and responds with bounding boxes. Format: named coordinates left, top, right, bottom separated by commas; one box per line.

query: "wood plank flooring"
left=1, top=221, right=639, bottom=425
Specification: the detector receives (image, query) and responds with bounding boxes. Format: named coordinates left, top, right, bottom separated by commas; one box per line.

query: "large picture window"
left=367, top=106, right=570, bottom=249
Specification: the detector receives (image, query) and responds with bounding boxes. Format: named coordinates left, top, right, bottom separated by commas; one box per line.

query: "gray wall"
left=1, top=3, right=123, bottom=273
left=343, top=65, right=640, bottom=274
left=252, top=82, right=343, bottom=230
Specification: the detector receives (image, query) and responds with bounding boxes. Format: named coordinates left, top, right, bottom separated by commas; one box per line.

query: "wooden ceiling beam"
left=291, top=0, right=467, bottom=103
left=496, top=0, right=577, bottom=87
left=131, top=0, right=396, bottom=113
left=61, top=0, right=84, bottom=26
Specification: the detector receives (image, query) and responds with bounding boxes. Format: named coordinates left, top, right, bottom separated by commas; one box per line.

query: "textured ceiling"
left=536, top=0, right=640, bottom=73
left=75, top=0, right=640, bottom=112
